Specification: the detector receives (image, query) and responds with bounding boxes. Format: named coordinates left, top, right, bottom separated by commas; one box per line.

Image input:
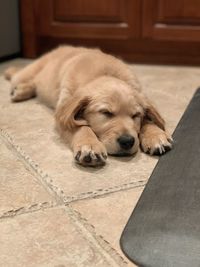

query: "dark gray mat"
left=120, top=88, right=200, bottom=267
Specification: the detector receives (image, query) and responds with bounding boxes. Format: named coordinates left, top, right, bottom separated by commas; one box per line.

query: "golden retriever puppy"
left=5, top=46, right=172, bottom=167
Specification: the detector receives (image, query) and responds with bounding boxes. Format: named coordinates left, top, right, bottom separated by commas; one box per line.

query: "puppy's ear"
left=139, top=94, right=165, bottom=130
left=145, top=102, right=165, bottom=130
left=55, top=96, right=90, bottom=131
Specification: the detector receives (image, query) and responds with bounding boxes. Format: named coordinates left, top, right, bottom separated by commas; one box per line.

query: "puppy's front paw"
left=74, top=142, right=107, bottom=167
left=140, top=129, right=173, bottom=156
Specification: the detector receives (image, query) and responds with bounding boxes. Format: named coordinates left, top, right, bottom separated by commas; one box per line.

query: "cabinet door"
left=143, top=0, right=200, bottom=41
left=36, top=0, right=140, bottom=40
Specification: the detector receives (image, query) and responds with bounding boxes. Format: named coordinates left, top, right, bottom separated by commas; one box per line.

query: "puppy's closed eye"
left=100, top=110, right=114, bottom=118
left=132, top=112, right=141, bottom=120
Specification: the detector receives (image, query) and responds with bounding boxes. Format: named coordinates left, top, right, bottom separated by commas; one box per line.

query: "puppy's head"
left=57, top=77, right=165, bottom=156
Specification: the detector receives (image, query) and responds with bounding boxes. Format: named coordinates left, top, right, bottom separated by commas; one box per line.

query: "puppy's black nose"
left=117, top=135, right=135, bottom=150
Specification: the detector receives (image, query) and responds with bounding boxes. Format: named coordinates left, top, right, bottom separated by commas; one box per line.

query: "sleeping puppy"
left=4, top=46, right=172, bottom=167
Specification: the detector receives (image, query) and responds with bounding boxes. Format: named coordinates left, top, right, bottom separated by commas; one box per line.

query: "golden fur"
left=5, top=46, right=172, bottom=166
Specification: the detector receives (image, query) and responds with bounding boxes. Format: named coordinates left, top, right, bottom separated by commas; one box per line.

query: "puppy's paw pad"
left=74, top=144, right=107, bottom=167
left=152, top=144, right=172, bottom=156
left=141, top=132, right=173, bottom=156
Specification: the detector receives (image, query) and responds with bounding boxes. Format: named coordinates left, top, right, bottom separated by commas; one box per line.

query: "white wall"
left=0, top=0, right=20, bottom=58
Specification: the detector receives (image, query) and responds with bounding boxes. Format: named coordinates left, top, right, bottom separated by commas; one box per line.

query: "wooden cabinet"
left=143, top=0, right=200, bottom=41
left=20, top=0, right=200, bottom=65
left=37, top=0, right=140, bottom=40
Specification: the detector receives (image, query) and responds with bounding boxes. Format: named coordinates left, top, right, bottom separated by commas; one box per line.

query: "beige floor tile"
left=72, top=187, right=145, bottom=266
left=0, top=207, right=119, bottom=267
left=0, top=138, right=54, bottom=216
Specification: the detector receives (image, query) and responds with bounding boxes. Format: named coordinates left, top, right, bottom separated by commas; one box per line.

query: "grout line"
left=64, top=180, right=147, bottom=204
left=0, top=128, right=66, bottom=203
left=66, top=205, right=128, bottom=267
left=0, top=201, right=58, bottom=221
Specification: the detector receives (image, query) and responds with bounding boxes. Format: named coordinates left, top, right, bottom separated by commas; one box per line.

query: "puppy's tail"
left=4, top=66, right=20, bottom=81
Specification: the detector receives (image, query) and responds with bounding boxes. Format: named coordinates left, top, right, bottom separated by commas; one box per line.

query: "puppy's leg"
left=10, top=56, right=48, bottom=86
left=69, top=126, right=107, bottom=167
left=11, top=81, right=36, bottom=102
left=7, top=55, right=49, bottom=101
left=139, top=122, right=173, bottom=155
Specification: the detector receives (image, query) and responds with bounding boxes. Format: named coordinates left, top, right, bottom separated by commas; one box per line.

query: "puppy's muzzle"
left=117, top=135, right=135, bottom=150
